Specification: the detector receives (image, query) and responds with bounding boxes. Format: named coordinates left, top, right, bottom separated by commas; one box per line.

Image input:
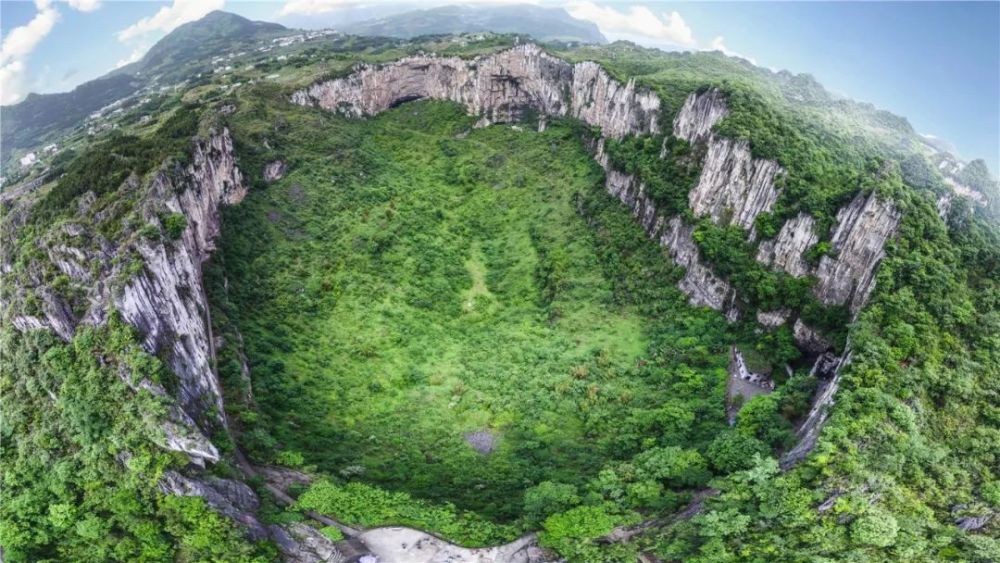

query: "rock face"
left=673, top=89, right=783, bottom=232
left=117, top=130, right=246, bottom=425
left=269, top=522, right=348, bottom=563
left=292, top=44, right=660, bottom=139
left=756, top=213, right=818, bottom=277
left=688, top=138, right=783, bottom=231
left=7, top=129, right=246, bottom=460
left=672, top=88, right=728, bottom=144
left=781, top=345, right=853, bottom=469
left=159, top=470, right=268, bottom=540
left=264, top=159, right=287, bottom=183
left=730, top=347, right=774, bottom=390
left=597, top=139, right=734, bottom=313
left=813, top=192, right=901, bottom=314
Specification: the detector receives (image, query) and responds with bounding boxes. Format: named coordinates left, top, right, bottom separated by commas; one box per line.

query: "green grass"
left=210, top=98, right=737, bottom=525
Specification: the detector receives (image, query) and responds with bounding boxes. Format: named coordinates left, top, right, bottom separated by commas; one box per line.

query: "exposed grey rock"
left=270, top=523, right=348, bottom=563
left=687, top=137, right=783, bottom=231
left=159, top=405, right=220, bottom=465
left=116, top=129, right=246, bottom=426
left=672, top=88, right=728, bottom=145
left=7, top=128, right=246, bottom=465
left=49, top=244, right=90, bottom=281
left=944, top=177, right=988, bottom=206
left=936, top=193, right=953, bottom=219
left=673, top=89, right=783, bottom=233
left=264, top=160, right=287, bottom=183
left=956, top=514, right=992, bottom=532
left=464, top=430, right=498, bottom=454
left=659, top=216, right=733, bottom=311
left=814, top=192, right=901, bottom=315
left=292, top=44, right=660, bottom=139
left=159, top=471, right=268, bottom=540
left=756, top=213, right=818, bottom=277
left=793, top=318, right=832, bottom=354
left=781, top=345, right=853, bottom=469
left=597, top=139, right=733, bottom=312
left=756, top=309, right=791, bottom=328
left=730, top=347, right=774, bottom=390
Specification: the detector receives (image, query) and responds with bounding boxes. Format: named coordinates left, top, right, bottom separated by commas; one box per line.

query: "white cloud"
left=66, top=0, right=101, bottom=12
left=708, top=35, right=756, bottom=64
left=115, top=43, right=149, bottom=69
left=279, top=0, right=358, bottom=16
left=117, top=0, right=225, bottom=43
left=565, top=2, right=695, bottom=47
left=0, top=0, right=60, bottom=104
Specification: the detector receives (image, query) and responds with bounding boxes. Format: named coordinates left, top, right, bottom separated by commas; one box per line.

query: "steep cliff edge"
left=293, top=47, right=903, bottom=336
left=116, top=130, right=247, bottom=427
left=6, top=128, right=245, bottom=462
left=292, top=43, right=660, bottom=139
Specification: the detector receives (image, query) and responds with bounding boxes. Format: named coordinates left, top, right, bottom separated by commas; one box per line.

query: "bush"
left=162, top=213, right=187, bottom=240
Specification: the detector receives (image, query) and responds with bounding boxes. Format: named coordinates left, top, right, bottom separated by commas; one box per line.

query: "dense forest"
left=1, top=24, right=997, bottom=563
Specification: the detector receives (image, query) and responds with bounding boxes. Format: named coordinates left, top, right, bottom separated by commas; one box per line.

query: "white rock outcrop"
left=292, top=44, right=660, bottom=139
left=116, top=129, right=245, bottom=424
left=597, top=140, right=734, bottom=312
left=672, top=88, right=728, bottom=144
left=813, top=192, right=901, bottom=314
left=673, top=89, right=784, bottom=232
left=756, top=213, right=818, bottom=277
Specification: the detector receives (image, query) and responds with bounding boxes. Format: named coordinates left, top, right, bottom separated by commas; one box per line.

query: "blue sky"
left=2, top=1, right=997, bottom=172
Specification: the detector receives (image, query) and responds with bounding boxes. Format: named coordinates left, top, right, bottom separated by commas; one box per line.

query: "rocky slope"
left=5, top=129, right=246, bottom=463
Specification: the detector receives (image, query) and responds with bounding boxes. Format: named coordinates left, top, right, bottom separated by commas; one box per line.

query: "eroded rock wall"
left=7, top=129, right=245, bottom=461
left=813, top=192, right=901, bottom=314
left=292, top=43, right=660, bottom=139
left=117, top=130, right=246, bottom=425
left=673, top=89, right=784, bottom=232
left=756, top=213, right=818, bottom=277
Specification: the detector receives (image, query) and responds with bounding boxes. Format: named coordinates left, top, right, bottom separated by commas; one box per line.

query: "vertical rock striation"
left=813, top=192, right=901, bottom=315
left=687, top=138, right=783, bottom=231
left=292, top=44, right=660, bottom=139
left=117, top=129, right=246, bottom=426
left=756, top=213, right=818, bottom=277
left=673, top=89, right=784, bottom=232
left=672, top=88, right=728, bottom=144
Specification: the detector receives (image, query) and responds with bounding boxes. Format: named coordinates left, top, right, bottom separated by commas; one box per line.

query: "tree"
left=851, top=507, right=899, bottom=548
left=523, top=481, right=580, bottom=525
left=706, top=431, right=770, bottom=473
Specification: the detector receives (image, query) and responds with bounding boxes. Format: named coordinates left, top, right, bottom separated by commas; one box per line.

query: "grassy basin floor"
left=209, top=100, right=737, bottom=523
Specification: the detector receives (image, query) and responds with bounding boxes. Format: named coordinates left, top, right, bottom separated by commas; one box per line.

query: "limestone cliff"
left=117, top=130, right=246, bottom=426
left=673, top=89, right=783, bottom=233
left=756, top=213, right=818, bottom=278
left=6, top=128, right=245, bottom=462
left=292, top=43, right=660, bottom=139
left=812, top=192, right=901, bottom=314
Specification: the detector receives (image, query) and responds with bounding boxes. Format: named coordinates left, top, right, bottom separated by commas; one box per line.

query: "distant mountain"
left=2, top=11, right=286, bottom=161
left=115, top=11, right=286, bottom=81
left=344, top=4, right=607, bottom=44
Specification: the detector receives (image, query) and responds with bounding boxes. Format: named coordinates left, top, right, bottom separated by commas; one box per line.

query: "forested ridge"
left=1, top=28, right=997, bottom=563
